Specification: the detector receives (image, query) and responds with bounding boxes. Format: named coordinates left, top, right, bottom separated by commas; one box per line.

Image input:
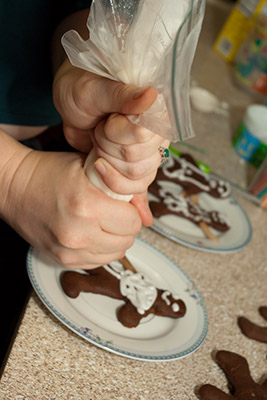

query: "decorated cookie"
left=149, top=181, right=229, bottom=232
left=157, top=153, right=231, bottom=198
left=148, top=153, right=231, bottom=242
left=149, top=178, right=230, bottom=242
left=60, top=258, right=186, bottom=328
left=238, top=306, right=267, bottom=343
left=198, top=350, right=267, bottom=400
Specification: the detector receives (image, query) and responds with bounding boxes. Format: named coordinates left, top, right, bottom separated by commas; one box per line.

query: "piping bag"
left=62, top=0, right=205, bottom=201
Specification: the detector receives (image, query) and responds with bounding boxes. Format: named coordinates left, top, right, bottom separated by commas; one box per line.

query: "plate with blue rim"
left=148, top=182, right=252, bottom=253
left=27, top=237, right=208, bottom=362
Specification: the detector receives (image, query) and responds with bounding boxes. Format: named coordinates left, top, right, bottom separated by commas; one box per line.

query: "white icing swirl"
left=162, top=290, right=180, bottom=313
left=104, top=261, right=183, bottom=315
left=120, top=271, right=157, bottom=315
left=157, top=182, right=230, bottom=228
left=162, top=157, right=231, bottom=198
left=104, top=264, right=157, bottom=315
left=162, top=291, right=171, bottom=305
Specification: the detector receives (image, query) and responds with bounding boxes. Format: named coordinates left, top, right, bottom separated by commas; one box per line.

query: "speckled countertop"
left=0, top=196, right=266, bottom=400
left=1, top=1, right=267, bottom=399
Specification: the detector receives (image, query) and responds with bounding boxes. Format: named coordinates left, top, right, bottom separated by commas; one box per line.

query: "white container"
left=244, top=105, right=267, bottom=144
left=233, top=104, right=267, bottom=167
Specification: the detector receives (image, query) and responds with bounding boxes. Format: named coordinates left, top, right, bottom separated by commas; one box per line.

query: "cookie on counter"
left=198, top=350, right=267, bottom=400
left=238, top=306, right=267, bottom=343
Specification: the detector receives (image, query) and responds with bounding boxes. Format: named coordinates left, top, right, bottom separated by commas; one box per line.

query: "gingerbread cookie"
left=148, top=153, right=231, bottom=242
left=149, top=179, right=230, bottom=242
left=60, top=258, right=186, bottom=328
left=198, top=350, right=267, bottom=400
left=157, top=153, right=231, bottom=198
left=238, top=306, right=267, bottom=343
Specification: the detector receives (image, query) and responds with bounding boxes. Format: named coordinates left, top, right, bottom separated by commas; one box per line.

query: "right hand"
left=2, top=148, right=142, bottom=269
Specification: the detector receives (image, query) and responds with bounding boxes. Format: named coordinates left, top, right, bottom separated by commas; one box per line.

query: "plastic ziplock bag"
left=62, top=0, right=205, bottom=143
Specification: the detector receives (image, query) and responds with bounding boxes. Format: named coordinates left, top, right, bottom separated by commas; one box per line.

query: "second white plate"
left=149, top=182, right=252, bottom=253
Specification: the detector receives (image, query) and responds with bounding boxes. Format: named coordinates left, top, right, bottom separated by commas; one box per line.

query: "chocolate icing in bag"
left=62, top=0, right=205, bottom=200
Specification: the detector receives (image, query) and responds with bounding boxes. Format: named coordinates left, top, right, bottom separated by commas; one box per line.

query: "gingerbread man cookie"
left=60, top=258, right=186, bottom=328
left=157, top=153, right=231, bottom=198
left=198, top=350, right=267, bottom=400
left=238, top=306, right=267, bottom=343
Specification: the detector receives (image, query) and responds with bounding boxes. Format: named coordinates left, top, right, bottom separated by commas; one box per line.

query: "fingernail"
left=133, top=87, right=147, bottom=100
left=94, top=159, right=106, bottom=176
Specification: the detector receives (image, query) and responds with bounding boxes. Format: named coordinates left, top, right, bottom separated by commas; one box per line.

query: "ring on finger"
left=158, top=146, right=170, bottom=164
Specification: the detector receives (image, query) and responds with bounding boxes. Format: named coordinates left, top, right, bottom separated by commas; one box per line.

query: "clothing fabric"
left=0, top=0, right=91, bottom=126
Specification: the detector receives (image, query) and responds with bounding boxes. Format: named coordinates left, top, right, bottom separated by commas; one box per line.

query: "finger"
left=54, top=248, right=127, bottom=270
left=95, top=146, right=161, bottom=178
left=96, top=195, right=142, bottom=235
left=94, top=120, right=168, bottom=162
left=53, top=220, right=137, bottom=255
left=94, top=157, right=157, bottom=194
left=63, top=124, right=94, bottom=153
left=198, top=384, right=231, bottom=400
left=131, top=193, right=153, bottom=227
left=93, top=79, right=158, bottom=116
left=99, top=113, right=154, bottom=145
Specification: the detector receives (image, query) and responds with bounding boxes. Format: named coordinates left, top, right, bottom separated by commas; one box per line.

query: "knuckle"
left=53, top=248, right=73, bottom=267
left=104, top=114, right=121, bottom=138
left=120, top=145, right=138, bottom=162
left=111, top=82, right=129, bottom=102
left=73, top=78, right=94, bottom=110
left=133, top=125, right=150, bottom=143
left=69, top=193, right=89, bottom=218
left=126, top=162, right=146, bottom=180
left=55, top=228, right=77, bottom=249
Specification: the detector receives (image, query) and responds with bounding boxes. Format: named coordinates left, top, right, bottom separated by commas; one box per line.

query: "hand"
left=4, top=149, right=142, bottom=269
left=92, top=113, right=170, bottom=196
left=53, top=60, right=163, bottom=225
left=53, top=60, right=158, bottom=153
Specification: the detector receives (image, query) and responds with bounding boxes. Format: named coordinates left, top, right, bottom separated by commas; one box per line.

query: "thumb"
left=95, top=79, right=158, bottom=116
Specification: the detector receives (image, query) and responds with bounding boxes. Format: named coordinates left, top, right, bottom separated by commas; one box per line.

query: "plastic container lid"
left=244, top=105, right=267, bottom=144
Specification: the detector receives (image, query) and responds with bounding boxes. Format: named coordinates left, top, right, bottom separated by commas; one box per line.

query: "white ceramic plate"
left=27, top=238, right=208, bottom=362
left=149, top=181, right=252, bottom=253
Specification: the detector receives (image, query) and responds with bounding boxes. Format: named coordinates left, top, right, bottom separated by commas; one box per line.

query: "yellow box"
left=214, top=0, right=267, bottom=62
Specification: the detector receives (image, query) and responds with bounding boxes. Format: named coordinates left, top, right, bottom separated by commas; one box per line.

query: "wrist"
left=0, top=131, right=33, bottom=221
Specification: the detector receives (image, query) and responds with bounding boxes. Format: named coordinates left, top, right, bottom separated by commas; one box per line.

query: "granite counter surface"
left=0, top=195, right=266, bottom=400
left=1, top=0, right=267, bottom=398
